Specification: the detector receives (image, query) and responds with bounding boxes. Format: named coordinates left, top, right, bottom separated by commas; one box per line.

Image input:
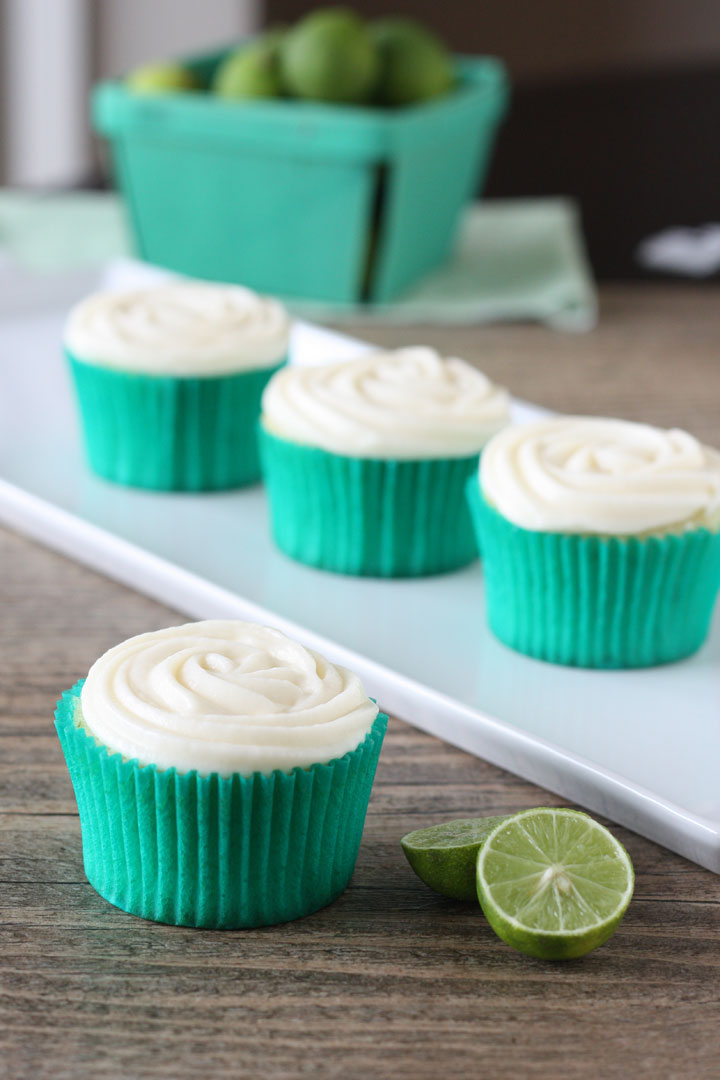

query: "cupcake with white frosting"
left=65, top=281, right=289, bottom=490
left=54, top=620, right=387, bottom=928
left=260, top=346, right=510, bottom=576
left=470, top=416, right=720, bottom=667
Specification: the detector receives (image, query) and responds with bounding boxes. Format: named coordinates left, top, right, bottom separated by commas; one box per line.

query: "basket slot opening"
left=360, top=161, right=389, bottom=303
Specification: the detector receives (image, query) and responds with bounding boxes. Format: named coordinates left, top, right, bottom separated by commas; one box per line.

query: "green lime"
left=371, top=17, right=453, bottom=106
left=213, top=34, right=285, bottom=100
left=476, top=808, right=634, bottom=960
left=280, top=8, right=379, bottom=104
left=401, top=816, right=509, bottom=900
left=126, top=62, right=198, bottom=95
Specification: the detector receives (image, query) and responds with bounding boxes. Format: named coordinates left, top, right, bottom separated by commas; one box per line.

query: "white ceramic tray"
left=1, top=283, right=718, bottom=872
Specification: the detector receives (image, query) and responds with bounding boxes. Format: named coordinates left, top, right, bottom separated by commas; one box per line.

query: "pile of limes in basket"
left=127, top=7, right=455, bottom=108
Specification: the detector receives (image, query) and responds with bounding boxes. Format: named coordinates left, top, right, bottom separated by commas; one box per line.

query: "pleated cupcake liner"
left=55, top=680, right=388, bottom=929
left=67, top=351, right=285, bottom=491
left=467, top=478, right=720, bottom=668
left=260, top=426, right=479, bottom=577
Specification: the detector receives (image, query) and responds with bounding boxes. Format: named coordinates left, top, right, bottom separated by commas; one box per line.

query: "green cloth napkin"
left=0, top=190, right=132, bottom=271
left=0, top=190, right=595, bottom=330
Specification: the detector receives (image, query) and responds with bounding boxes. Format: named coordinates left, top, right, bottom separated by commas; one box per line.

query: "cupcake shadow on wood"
left=260, top=346, right=510, bottom=577
left=65, top=281, right=290, bottom=491
left=55, top=620, right=387, bottom=929
left=468, top=416, right=720, bottom=668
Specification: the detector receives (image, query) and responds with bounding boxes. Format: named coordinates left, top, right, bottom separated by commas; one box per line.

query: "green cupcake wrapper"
left=467, top=478, right=720, bottom=668
left=55, top=681, right=387, bottom=928
left=260, top=426, right=479, bottom=577
left=67, top=351, right=286, bottom=491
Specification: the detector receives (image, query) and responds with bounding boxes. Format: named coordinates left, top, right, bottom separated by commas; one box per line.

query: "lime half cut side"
left=401, top=816, right=508, bottom=901
left=476, top=808, right=634, bottom=960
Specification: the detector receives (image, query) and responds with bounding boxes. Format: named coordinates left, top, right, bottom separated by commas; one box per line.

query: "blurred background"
left=1, top=0, right=718, bottom=280
left=0, top=0, right=259, bottom=187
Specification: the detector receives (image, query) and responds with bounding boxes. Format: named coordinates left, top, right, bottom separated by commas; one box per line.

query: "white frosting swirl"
left=79, top=621, right=378, bottom=777
left=261, top=347, right=509, bottom=458
left=65, top=283, right=289, bottom=375
left=481, top=416, right=720, bottom=535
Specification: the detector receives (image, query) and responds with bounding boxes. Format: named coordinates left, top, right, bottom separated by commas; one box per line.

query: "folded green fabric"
left=0, top=190, right=132, bottom=271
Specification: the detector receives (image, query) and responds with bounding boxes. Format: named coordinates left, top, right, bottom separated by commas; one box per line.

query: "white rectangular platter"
left=1, top=281, right=718, bottom=872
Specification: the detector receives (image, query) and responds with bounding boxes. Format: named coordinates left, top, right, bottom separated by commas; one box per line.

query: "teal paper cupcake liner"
left=68, top=351, right=285, bottom=491
left=468, top=479, right=720, bottom=668
left=260, top=427, right=479, bottom=577
left=55, top=681, right=387, bottom=928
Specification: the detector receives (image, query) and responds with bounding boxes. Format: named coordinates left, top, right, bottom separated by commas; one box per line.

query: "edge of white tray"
left=1, top=473, right=718, bottom=873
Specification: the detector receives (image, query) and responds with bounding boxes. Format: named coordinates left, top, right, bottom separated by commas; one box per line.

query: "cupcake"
left=469, top=416, right=720, bottom=668
left=260, top=346, right=509, bottom=576
left=54, top=620, right=387, bottom=928
left=65, top=281, right=290, bottom=490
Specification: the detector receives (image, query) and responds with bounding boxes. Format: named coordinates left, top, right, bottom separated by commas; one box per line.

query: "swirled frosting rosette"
left=80, top=621, right=379, bottom=776
left=481, top=417, right=720, bottom=536
left=65, top=282, right=289, bottom=374
left=262, top=346, right=509, bottom=458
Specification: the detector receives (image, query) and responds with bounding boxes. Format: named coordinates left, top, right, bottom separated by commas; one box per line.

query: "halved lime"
left=476, top=808, right=634, bottom=960
left=401, top=816, right=508, bottom=900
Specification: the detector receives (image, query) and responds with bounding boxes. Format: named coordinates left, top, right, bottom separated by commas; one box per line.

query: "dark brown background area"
left=268, top=0, right=720, bottom=279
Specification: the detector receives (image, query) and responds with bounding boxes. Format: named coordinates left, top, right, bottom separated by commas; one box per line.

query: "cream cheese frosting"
left=261, top=347, right=510, bottom=458
left=480, top=416, right=720, bottom=535
left=65, top=283, right=290, bottom=375
left=79, top=621, right=378, bottom=777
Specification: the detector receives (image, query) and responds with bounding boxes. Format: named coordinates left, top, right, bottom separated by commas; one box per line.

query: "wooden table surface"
left=2, top=285, right=719, bottom=1080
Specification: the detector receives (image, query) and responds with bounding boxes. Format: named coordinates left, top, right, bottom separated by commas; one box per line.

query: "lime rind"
left=402, top=817, right=505, bottom=850
left=401, top=816, right=508, bottom=901
left=476, top=808, right=634, bottom=960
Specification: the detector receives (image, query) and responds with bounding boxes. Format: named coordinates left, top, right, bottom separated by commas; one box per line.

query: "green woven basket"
left=93, top=50, right=508, bottom=304
left=55, top=681, right=387, bottom=929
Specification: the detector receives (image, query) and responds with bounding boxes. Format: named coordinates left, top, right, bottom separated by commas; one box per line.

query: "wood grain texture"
left=2, top=286, right=720, bottom=1080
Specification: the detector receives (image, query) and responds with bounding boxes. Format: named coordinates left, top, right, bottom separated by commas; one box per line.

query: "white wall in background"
left=1, top=0, right=260, bottom=188
left=97, top=0, right=260, bottom=76
left=3, top=0, right=92, bottom=187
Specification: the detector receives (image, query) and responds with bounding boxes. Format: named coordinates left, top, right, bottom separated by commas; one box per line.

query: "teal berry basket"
left=67, top=350, right=285, bottom=491
left=261, top=425, right=479, bottom=577
left=467, top=478, right=720, bottom=669
left=92, top=50, right=508, bottom=304
left=55, top=680, right=388, bottom=929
